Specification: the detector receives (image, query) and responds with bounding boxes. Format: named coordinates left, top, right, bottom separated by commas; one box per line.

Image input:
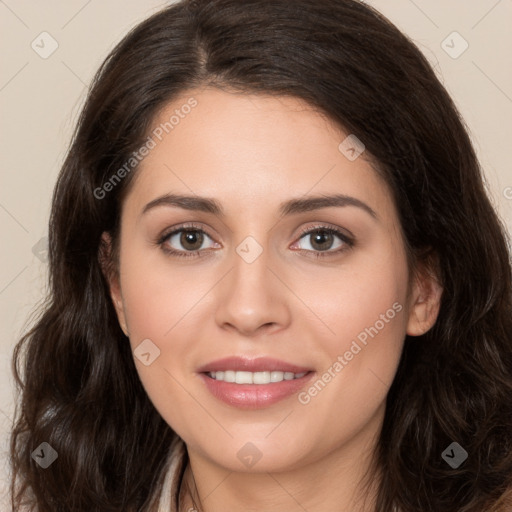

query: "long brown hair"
left=10, top=0, right=512, bottom=510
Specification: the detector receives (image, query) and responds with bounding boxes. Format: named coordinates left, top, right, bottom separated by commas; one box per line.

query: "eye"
left=156, top=222, right=354, bottom=260
left=291, top=224, right=354, bottom=258
left=158, top=223, right=219, bottom=258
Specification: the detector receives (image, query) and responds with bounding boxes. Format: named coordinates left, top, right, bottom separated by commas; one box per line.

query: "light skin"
left=101, top=87, right=442, bottom=511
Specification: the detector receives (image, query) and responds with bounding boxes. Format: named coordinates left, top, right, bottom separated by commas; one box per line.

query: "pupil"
left=311, top=230, right=333, bottom=251
left=181, top=230, right=203, bottom=250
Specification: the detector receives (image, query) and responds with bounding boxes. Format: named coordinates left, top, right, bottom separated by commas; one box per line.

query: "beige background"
left=1, top=0, right=511, bottom=505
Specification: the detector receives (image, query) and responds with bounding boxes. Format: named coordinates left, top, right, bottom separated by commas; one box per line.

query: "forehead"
left=122, top=87, right=394, bottom=223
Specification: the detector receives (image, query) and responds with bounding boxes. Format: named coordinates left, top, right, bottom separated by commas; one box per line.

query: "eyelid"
left=157, top=222, right=216, bottom=245
left=295, top=222, right=354, bottom=242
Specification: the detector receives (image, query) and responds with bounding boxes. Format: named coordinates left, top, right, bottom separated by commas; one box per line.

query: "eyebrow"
left=140, top=193, right=378, bottom=220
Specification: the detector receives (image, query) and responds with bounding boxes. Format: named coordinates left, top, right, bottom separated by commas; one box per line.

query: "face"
left=103, top=87, right=441, bottom=474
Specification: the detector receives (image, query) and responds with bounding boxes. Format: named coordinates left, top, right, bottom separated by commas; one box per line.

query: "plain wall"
left=1, top=0, right=511, bottom=506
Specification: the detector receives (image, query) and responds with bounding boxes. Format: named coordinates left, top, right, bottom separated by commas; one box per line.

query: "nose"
left=213, top=241, right=291, bottom=337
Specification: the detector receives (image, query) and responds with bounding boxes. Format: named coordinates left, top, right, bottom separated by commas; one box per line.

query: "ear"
left=406, top=252, right=443, bottom=336
left=98, top=232, right=129, bottom=337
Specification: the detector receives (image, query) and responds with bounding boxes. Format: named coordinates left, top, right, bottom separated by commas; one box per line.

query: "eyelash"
left=156, top=222, right=355, bottom=260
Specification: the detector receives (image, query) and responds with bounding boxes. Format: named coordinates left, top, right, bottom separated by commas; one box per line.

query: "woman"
left=10, top=0, right=512, bottom=510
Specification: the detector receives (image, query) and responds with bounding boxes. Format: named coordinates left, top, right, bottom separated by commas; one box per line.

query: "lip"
left=196, top=356, right=312, bottom=374
left=197, top=356, right=315, bottom=409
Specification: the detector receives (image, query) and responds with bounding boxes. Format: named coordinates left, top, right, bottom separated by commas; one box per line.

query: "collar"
left=156, top=436, right=188, bottom=512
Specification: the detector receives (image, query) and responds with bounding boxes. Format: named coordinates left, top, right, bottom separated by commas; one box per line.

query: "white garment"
left=156, top=436, right=188, bottom=512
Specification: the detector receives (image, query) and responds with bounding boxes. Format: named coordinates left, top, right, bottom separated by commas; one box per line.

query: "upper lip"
left=197, top=356, right=313, bottom=374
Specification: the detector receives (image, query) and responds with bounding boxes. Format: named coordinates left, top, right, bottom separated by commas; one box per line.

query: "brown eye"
left=179, top=230, right=204, bottom=251
left=308, top=230, right=336, bottom=251
left=290, top=224, right=355, bottom=259
left=159, top=226, right=219, bottom=257
left=296, top=228, right=346, bottom=253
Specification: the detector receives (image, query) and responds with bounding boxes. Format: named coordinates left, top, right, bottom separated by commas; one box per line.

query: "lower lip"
left=199, top=372, right=315, bottom=409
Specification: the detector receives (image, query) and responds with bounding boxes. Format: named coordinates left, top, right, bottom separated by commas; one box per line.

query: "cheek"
left=117, top=253, right=205, bottom=434
left=293, top=244, right=409, bottom=354
left=292, top=244, right=409, bottom=420
left=119, top=243, right=211, bottom=341
left=117, top=244, right=219, bottom=426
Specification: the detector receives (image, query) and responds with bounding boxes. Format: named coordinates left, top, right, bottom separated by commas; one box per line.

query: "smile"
left=207, top=370, right=308, bottom=384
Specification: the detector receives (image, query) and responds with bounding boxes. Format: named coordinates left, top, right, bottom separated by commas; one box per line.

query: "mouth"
left=197, top=356, right=315, bottom=409
left=205, top=370, right=308, bottom=384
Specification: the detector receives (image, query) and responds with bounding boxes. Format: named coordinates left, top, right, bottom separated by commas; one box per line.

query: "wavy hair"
left=10, top=0, right=512, bottom=510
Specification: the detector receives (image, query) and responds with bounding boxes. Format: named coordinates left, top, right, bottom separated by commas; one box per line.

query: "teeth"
left=208, top=370, right=307, bottom=384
